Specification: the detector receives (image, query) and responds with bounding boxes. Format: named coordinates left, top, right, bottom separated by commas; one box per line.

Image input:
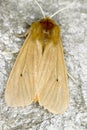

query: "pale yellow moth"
left=5, top=0, right=70, bottom=114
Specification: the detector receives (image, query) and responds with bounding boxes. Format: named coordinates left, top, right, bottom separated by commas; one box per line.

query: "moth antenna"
left=50, top=2, right=74, bottom=18
left=35, top=0, right=45, bottom=18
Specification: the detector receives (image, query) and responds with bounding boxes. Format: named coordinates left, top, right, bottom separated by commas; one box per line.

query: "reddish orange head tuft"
left=40, top=18, right=55, bottom=31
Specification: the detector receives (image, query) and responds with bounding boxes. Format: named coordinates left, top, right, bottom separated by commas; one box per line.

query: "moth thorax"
left=40, top=18, right=60, bottom=44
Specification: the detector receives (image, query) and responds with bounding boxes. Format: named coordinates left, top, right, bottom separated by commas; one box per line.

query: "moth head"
left=30, top=0, right=73, bottom=44
left=31, top=17, right=60, bottom=44
left=39, top=17, right=55, bottom=31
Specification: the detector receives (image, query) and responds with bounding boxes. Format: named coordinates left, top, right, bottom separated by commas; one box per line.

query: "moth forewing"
left=37, top=38, right=69, bottom=114
left=5, top=31, right=42, bottom=107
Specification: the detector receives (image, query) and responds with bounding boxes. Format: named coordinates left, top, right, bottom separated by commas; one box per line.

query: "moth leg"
left=67, top=72, right=78, bottom=84
left=1, top=50, right=19, bottom=55
left=63, top=51, right=77, bottom=84
left=15, top=29, right=30, bottom=38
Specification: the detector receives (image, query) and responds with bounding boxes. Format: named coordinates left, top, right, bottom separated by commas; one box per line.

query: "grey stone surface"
left=0, top=0, right=87, bottom=130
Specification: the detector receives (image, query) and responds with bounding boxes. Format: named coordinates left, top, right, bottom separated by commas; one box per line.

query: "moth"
left=5, top=0, right=69, bottom=114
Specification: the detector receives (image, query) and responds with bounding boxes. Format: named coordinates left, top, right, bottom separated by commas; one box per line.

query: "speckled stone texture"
left=0, top=0, right=87, bottom=130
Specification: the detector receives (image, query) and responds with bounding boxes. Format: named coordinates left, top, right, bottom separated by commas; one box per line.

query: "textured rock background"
left=0, top=0, right=87, bottom=130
